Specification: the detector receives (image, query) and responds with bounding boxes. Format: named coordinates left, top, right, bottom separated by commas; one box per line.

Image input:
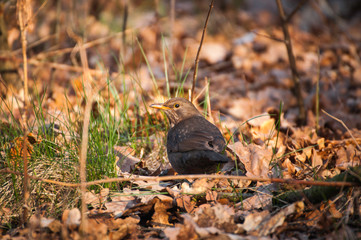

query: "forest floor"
left=1, top=1, right=361, bottom=239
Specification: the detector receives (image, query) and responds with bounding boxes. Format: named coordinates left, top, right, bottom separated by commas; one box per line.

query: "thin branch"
left=121, top=0, right=128, bottom=58
left=170, top=0, right=175, bottom=62
left=275, top=0, right=306, bottom=125
left=191, top=0, right=214, bottom=102
left=285, top=0, right=309, bottom=22
left=205, top=77, right=214, bottom=123
left=251, top=30, right=284, bottom=42
left=322, top=109, right=361, bottom=151
left=69, top=29, right=94, bottom=233
left=1, top=168, right=358, bottom=188
left=316, top=49, right=320, bottom=131
left=17, top=0, right=30, bottom=225
left=30, top=29, right=133, bottom=60
left=29, top=59, right=104, bottom=76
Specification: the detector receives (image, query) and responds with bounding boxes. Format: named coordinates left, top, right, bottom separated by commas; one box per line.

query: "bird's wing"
left=176, top=130, right=225, bottom=152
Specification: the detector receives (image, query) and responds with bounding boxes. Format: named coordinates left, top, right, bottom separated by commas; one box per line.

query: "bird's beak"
left=150, top=103, right=171, bottom=110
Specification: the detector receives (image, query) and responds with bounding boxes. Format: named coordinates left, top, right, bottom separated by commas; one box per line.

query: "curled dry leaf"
left=152, top=196, right=173, bottom=225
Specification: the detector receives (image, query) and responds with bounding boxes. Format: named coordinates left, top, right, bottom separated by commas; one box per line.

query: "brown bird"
left=150, top=97, right=229, bottom=174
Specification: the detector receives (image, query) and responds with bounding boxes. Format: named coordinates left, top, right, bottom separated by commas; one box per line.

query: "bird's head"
left=150, top=97, right=202, bottom=127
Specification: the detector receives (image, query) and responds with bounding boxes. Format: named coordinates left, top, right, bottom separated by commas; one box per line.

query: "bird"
left=150, top=97, right=229, bottom=174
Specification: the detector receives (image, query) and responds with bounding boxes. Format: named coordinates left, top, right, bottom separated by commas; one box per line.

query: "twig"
left=2, top=168, right=358, bottom=188
left=205, top=77, right=214, bottom=123
left=32, top=29, right=133, bottom=60
left=11, top=34, right=56, bottom=55
left=322, top=109, right=361, bottom=151
left=121, top=0, right=128, bottom=59
left=190, top=0, right=214, bottom=102
left=285, top=0, right=309, bottom=23
left=251, top=30, right=284, bottom=43
left=275, top=0, right=306, bottom=125
left=28, top=59, right=104, bottom=76
left=0, top=56, right=105, bottom=76
left=17, top=0, right=31, bottom=226
left=316, top=49, right=320, bottom=131
left=70, top=31, right=93, bottom=234
left=170, top=0, right=175, bottom=62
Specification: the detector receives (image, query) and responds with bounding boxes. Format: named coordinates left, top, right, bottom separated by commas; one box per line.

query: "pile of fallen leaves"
left=3, top=115, right=361, bottom=239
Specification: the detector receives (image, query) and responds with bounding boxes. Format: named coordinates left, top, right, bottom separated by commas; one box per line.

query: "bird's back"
left=167, top=116, right=226, bottom=153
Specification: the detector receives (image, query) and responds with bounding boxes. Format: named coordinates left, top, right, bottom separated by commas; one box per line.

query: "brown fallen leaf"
left=312, top=148, right=323, bottom=167
left=65, top=208, right=81, bottom=231
left=194, top=204, right=244, bottom=234
left=114, top=145, right=141, bottom=173
left=243, top=201, right=304, bottom=236
left=256, top=201, right=304, bottom=236
left=175, top=195, right=196, bottom=214
left=109, top=217, right=139, bottom=240
left=181, top=178, right=217, bottom=195
left=228, top=142, right=272, bottom=180
left=152, top=196, right=173, bottom=226
left=8, top=132, right=40, bottom=168
left=328, top=200, right=342, bottom=219
left=205, top=191, right=218, bottom=203
left=238, top=192, right=272, bottom=211
left=163, top=214, right=198, bottom=240
left=242, top=210, right=270, bottom=232
left=85, top=218, right=108, bottom=239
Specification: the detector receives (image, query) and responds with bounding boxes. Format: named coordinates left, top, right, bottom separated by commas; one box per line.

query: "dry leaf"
left=65, top=208, right=81, bottom=230
left=228, top=142, right=271, bottom=179
left=175, top=195, right=196, bottom=214
left=114, top=146, right=141, bottom=173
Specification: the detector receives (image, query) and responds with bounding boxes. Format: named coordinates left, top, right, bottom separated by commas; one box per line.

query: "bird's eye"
left=174, top=103, right=180, bottom=108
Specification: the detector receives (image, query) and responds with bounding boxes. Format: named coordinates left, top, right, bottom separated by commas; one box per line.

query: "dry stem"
left=17, top=0, right=30, bottom=226
left=322, top=109, right=361, bottom=151
left=275, top=0, right=306, bottom=125
left=2, top=168, right=358, bottom=188
left=191, top=0, right=214, bottom=102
